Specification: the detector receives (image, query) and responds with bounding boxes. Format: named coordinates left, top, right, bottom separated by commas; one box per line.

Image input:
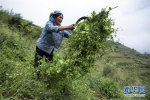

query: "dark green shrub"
left=89, top=76, right=123, bottom=99
left=103, top=63, right=117, bottom=77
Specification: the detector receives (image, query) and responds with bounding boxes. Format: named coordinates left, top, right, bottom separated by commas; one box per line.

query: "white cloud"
left=113, top=3, right=150, bottom=53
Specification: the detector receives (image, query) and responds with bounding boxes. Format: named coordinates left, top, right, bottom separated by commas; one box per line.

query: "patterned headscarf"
left=49, top=10, right=63, bottom=22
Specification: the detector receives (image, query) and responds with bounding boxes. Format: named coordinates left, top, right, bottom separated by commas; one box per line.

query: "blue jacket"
left=36, top=21, right=71, bottom=55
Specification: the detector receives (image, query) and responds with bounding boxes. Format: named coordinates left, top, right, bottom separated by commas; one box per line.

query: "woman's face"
left=54, top=14, right=63, bottom=25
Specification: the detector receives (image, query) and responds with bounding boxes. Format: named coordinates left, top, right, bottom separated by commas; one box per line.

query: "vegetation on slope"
left=0, top=6, right=149, bottom=100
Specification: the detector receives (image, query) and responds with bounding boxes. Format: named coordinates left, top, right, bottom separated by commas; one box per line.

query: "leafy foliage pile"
left=37, top=7, right=119, bottom=99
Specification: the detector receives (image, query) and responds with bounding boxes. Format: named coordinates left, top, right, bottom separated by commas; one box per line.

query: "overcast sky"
left=1, top=0, right=150, bottom=53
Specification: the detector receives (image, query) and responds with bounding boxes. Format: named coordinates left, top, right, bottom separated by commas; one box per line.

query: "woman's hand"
left=67, top=24, right=74, bottom=30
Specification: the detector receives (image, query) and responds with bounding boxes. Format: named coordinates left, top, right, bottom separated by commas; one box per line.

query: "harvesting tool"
left=68, top=16, right=88, bottom=33
left=74, top=16, right=89, bottom=27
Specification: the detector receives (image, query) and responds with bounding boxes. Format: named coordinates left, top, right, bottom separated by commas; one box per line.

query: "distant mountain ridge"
left=106, top=41, right=150, bottom=68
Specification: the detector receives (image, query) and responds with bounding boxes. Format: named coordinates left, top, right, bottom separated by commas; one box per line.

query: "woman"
left=34, top=10, right=74, bottom=68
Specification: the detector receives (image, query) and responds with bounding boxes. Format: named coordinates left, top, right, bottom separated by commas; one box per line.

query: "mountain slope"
left=106, top=42, right=150, bottom=68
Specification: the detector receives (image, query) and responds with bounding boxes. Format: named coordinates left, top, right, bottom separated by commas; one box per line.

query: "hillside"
left=107, top=42, right=150, bottom=68
left=103, top=42, right=150, bottom=97
left=0, top=6, right=150, bottom=100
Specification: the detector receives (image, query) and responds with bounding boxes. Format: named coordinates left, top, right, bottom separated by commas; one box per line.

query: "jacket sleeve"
left=46, top=21, right=59, bottom=32
left=63, top=30, right=71, bottom=38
